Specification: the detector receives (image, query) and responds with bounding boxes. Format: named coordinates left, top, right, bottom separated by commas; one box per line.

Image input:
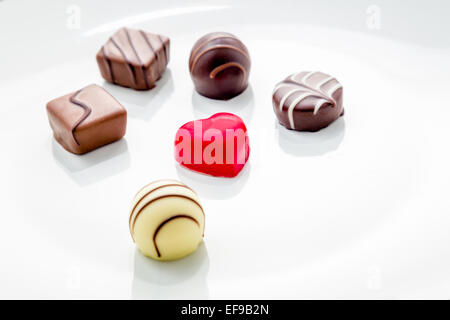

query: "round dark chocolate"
left=272, top=71, right=344, bottom=132
left=189, top=32, right=251, bottom=100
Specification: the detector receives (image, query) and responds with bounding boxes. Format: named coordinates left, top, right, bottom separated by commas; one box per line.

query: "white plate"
left=1, top=0, right=450, bottom=299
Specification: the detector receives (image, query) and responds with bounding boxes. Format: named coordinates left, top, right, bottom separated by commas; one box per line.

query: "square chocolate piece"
left=96, top=27, right=170, bottom=90
left=46, top=84, right=127, bottom=155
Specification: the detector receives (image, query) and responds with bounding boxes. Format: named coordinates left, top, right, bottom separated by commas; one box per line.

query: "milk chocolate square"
left=46, top=84, right=127, bottom=155
left=96, top=27, right=170, bottom=90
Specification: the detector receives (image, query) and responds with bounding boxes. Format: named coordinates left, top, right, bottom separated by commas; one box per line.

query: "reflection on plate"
left=176, top=163, right=251, bottom=199
left=191, top=85, right=254, bottom=123
left=132, top=242, right=209, bottom=299
left=51, top=138, right=131, bottom=186
left=277, top=118, right=345, bottom=157
left=103, top=69, right=174, bottom=121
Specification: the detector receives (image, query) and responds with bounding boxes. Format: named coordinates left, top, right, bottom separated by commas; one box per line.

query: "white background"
left=1, top=0, right=449, bottom=299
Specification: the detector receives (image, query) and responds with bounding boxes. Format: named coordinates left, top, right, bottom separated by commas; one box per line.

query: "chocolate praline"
left=189, top=32, right=251, bottom=100
left=96, top=27, right=170, bottom=90
left=272, top=71, right=344, bottom=132
left=129, top=180, right=205, bottom=261
left=46, top=84, right=127, bottom=154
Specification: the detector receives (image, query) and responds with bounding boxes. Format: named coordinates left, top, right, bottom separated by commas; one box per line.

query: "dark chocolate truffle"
left=189, top=32, right=250, bottom=100
left=272, top=71, right=344, bottom=132
left=96, top=27, right=170, bottom=90
left=46, top=84, right=127, bottom=154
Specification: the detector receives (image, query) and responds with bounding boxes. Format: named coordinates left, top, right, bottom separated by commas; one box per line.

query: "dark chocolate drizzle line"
left=140, top=30, right=159, bottom=75
left=110, top=36, right=137, bottom=87
left=158, top=35, right=167, bottom=66
left=129, top=183, right=196, bottom=230
left=153, top=215, right=200, bottom=258
left=102, top=46, right=115, bottom=83
left=69, top=89, right=92, bottom=146
left=140, top=31, right=157, bottom=60
left=131, top=194, right=205, bottom=240
left=125, top=28, right=149, bottom=89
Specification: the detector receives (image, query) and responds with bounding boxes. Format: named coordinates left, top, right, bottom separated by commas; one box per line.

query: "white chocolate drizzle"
left=314, top=99, right=328, bottom=115
left=288, top=92, right=313, bottom=129
left=328, top=83, right=343, bottom=97
left=316, top=76, right=334, bottom=90
left=301, top=71, right=316, bottom=83
left=279, top=88, right=304, bottom=111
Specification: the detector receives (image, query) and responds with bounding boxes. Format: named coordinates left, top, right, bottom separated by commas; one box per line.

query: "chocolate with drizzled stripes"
left=46, top=84, right=127, bottom=154
left=129, top=180, right=205, bottom=261
left=96, top=27, right=170, bottom=90
left=189, top=32, right=251, bottom=100
left=272, top=71, right=344, bottom=132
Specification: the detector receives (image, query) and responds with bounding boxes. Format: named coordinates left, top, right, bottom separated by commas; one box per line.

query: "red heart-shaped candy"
left=174, top=112, right=250, bottom=178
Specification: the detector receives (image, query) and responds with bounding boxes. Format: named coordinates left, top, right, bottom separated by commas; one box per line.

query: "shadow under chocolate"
left=103, top=69, right=174, bottom=121
left=277, top=117, right=346, bottom=157
left=131, top=242, right=209, bottom=299
left=51, top=138, right=130, bottom=186
left=175, top=163, right=251, bottom=200
left=191, top=85, right=254, bottom=124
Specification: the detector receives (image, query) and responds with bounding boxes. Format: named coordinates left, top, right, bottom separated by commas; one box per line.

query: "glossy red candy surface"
left=175, top=113, right=250, bottom=178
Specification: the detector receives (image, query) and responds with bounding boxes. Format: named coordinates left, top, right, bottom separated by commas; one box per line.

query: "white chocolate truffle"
left=129, top=180, right=205, bottom=261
